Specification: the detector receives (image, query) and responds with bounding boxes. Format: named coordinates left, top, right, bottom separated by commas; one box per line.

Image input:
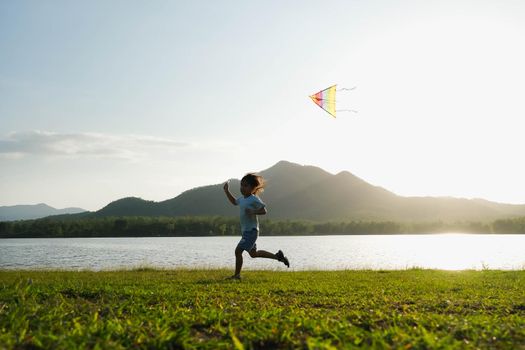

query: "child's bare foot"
left=226, top=274, right=241, bottom=280
left=276, top=250, right=290, bottom=268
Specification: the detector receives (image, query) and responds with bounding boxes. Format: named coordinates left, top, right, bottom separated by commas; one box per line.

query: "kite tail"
left=337, top=86, right=356, bottom=91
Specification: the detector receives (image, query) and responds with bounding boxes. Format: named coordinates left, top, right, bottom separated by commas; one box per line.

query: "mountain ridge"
left=9, top=161, right=525, bottom=222
left=0, top=203, right=86, bottom=221
left=89, top=161, right=525, bottom=222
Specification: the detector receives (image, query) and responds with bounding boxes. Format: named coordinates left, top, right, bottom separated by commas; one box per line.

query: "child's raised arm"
left=223, top=180, right=237, bottom=206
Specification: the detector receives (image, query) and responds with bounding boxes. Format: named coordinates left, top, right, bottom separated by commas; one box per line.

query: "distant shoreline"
left=2, top=232, right=525, bottom=239
left=1, top=215, right=525, bottom=238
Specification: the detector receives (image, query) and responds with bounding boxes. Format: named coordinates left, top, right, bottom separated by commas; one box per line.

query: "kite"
left=309, top=85, right=356, bottom=118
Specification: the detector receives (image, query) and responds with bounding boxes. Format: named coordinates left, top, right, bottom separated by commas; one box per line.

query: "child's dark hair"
left=241, top=173, right=265, bottom=195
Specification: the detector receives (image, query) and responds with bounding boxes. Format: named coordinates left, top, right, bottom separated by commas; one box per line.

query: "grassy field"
left=0, top=269, right=524, bottom=349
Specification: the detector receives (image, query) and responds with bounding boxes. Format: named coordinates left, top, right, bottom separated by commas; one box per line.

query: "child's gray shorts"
left=237, top=228, right=259, bottom=252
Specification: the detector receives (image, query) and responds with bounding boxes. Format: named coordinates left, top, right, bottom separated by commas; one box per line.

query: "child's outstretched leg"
left=249, top=248, right=290, bottom=268
left=275, top=250, right=290, bottom=267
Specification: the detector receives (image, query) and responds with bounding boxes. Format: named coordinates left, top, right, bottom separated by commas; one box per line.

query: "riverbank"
left=1, top=269, right=524, bottom=349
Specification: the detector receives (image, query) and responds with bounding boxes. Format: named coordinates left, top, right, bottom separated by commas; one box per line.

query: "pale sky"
left=1, top=0, right=525, bottom=211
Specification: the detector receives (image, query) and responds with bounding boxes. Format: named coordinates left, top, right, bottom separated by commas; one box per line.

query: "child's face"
left=240, top=180, right=254, bottom=197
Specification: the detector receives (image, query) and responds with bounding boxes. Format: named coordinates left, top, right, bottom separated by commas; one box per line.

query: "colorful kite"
left=309, top=85, right=356, bottom=118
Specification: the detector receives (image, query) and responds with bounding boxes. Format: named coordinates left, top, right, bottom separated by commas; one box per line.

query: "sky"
left=1, top=0, right=525, bottom=211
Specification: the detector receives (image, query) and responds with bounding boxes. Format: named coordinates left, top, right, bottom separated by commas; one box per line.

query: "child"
left=223, top=173, right=289, bottom=280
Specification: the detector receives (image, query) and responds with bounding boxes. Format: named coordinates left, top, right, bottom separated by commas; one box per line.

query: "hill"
left=85, top=160, right=525, bottom=222
left=0, top=203, right=86, bottom=221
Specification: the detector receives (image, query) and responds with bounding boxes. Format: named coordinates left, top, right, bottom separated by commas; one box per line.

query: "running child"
left=223, top=173, right=289, bottom=279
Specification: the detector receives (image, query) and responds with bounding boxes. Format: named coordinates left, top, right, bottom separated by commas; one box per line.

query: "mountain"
left=0, top=203, right=86, bottom=221
left=88, top=160, right=525, bottom=222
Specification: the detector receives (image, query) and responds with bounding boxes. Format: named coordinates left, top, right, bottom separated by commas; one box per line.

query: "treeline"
left=1, top=216, right=525, bottom=238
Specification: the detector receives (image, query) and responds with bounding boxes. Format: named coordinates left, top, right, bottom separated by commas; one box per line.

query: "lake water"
left=1, top=234, right=525, bottom=271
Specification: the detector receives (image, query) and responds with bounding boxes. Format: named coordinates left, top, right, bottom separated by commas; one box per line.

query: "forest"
left=1, top=215, right=525, bottom=238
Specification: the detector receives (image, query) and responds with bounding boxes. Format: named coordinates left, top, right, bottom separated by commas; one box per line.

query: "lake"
left=1, top=234, right=524, bottom=270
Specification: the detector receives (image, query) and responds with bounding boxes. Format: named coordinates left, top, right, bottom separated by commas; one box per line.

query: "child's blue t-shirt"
left=236, top=195, right=266, bottom=232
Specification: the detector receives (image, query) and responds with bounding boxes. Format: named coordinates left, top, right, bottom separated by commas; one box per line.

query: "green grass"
left=1, top=269, right=524, bottom=349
